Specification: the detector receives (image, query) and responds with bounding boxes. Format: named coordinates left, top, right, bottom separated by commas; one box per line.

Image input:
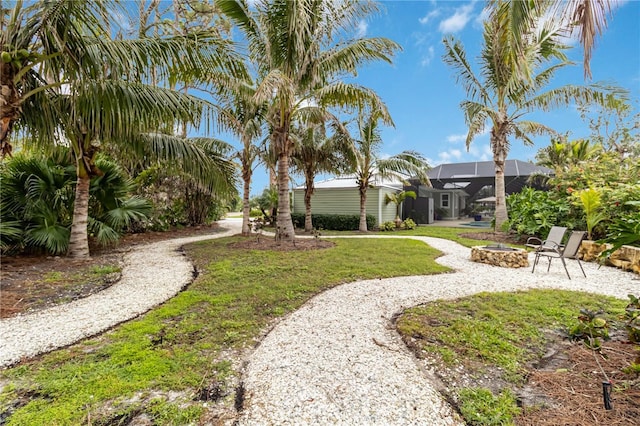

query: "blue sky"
left=237, top=0, right=640, bottom=196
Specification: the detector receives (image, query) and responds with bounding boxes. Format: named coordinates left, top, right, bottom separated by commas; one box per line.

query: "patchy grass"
left=396, top=289, right=629, bottom=424
left=0, top=237, right=447, bottom=425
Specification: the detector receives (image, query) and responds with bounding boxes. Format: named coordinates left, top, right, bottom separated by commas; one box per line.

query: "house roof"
left=417, top=160, right=552, bottom=198
left=295, top=174, right=403, bottom=190
left=428, top=160, right=553, bottom=180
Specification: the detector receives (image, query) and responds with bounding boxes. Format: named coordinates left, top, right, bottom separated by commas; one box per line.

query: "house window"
left=441, top=194, right=449, bottom=208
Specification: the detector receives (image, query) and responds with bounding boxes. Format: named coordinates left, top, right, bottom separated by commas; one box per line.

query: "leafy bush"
left=379, top=221, right=396, bottom=231
left=402, top=218, right=417, bottom=230
left=506, top=187, right=576, bottom=238
left=0, top=151, right=150, bottom=254
left=291, top=213, right=376, bottom=231
left=133, top=166, right=226, bottom=231
left=569, top=308, right=610, bottom=350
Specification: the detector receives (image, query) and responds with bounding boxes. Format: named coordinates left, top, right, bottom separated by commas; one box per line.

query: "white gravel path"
left=0, top=218, right=242, bottom=368
left=236, top=236, right=639, bottom=425
left=1, top=226, right=638, bottom=425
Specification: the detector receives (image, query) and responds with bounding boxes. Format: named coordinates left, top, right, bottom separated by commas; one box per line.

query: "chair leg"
left=532, top=253, right=540, bottom=273
left=560, top=257, right=571, bottom=280
left=546, top=257, right=552, bottom=272
left=576, top=259, right=586, bottom=278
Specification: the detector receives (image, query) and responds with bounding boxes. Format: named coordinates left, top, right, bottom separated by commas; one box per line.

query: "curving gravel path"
left=1, top=226, right=638, bottom=425
left=0, top=219, right=242, bottom=368
left=235, top=236, right=638, bottom=425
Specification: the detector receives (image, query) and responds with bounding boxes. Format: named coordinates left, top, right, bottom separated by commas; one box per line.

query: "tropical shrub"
left=506, top=188, right=576, bottom=238
left=379, top=221, right=396, bottom=231
left=291, top=213, right=376, bottom=231
left=0, top=151, right=150, bottom=255
left=133, top=166, right=227, bottom=231
left=402, top=218, right=417, bottom=230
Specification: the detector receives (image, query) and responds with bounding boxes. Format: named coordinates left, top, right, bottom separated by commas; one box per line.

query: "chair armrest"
left=525, top=237, right=542, bottom=248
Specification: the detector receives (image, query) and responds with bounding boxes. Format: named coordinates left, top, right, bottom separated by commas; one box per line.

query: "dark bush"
left=291, top=213, right=376, bottom=231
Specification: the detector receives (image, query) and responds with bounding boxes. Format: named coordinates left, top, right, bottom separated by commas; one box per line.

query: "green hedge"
left=291, top=213, right=376, bottom=231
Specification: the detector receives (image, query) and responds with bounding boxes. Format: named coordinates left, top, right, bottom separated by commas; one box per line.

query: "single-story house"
left=291, top=175, right=402, bottom=226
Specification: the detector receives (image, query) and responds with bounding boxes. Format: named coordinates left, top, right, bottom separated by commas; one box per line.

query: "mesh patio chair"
left=525, top=226, right=567, bottom=251
left=532, top=231, right=587, bottom=280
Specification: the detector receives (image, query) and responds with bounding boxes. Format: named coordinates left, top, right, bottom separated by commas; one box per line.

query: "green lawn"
left=0, top=236, right=464, bottom=425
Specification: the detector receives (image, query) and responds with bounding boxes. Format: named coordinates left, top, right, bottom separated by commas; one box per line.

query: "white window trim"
left=441, top=193, right=450, bottom=208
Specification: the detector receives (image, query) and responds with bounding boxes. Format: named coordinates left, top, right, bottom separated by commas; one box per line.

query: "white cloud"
left=356, top=20, right=367, bottom=38
left=439, top=149, right=463, bottom=162
left=439, top=3, right=474, bottom=33
left=419, top=10, right=440, bottom=25
left=421, top=46, right=435, bottom=66
left=446, top=133, right=467, bottom=143
left=474, top=6, right=490, bottom=26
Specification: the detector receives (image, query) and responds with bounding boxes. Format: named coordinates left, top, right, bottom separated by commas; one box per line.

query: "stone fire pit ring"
left=471, top=244, right=529, bottom=268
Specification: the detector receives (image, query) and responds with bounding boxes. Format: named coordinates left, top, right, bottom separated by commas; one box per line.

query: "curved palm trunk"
left=303, top=172, right=314, bottom=232
left=358, top=185, right=368, bottom=232
left=68, top=173, right=91, bottom=258
left=492, top=131, right=509, bottom=232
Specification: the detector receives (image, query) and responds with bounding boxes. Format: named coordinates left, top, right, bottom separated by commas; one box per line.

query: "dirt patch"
left=0, top=224, right=223, bottom=318
left=402, top=327, right=640, bottom=425
left=229, top=236, right=335, bottom=251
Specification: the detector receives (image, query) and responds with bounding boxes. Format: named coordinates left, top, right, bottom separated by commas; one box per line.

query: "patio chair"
left=532, top=231, right=587, bottom=280
left=525, top=226, right=567, bottom=251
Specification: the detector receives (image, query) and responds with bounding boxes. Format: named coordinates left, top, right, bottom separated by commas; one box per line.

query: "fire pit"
left=471, top=244, right=529, bottom=268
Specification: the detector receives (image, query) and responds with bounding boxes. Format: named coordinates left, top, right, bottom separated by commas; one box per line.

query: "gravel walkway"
left=0, top=219, right=242, bottom=368
left=1, top=227, right=637, bottom=425
left=236, top=236, right=638, bottom=425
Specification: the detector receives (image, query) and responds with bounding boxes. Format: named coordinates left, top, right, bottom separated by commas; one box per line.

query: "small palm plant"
left=384, top=190, right=416, bottom=228
left=576, top=188, right=606, bottom=239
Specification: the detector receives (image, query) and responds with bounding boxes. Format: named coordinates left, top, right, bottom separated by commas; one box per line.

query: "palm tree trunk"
left=304, top=174, right=314, bottom=233
left=68, top=173, right=91, bottom=258
left=358, top=185, right=368, bottom=232
left=493, top=138, right=509, bottom=232
left=241, top=165, right=252, bottom=236
left=276, top=149, right=295, bottom=241
left=0, top=63, right=20, bottom=158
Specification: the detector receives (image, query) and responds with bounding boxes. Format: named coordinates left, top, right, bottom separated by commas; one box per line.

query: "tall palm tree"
left=443, top=0, right=623, bottom=231
left=216, top=0, right=400, bottom=241
left=2, top=1, right=241, bottom=257
left=290, top=121, right=353, bottom=232
left=217, top=80, right=267, bottom=235
left=349, top=107, right=430, bottom=232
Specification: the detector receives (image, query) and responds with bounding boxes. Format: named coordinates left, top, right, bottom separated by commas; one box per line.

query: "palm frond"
left=442, top=35, right=490, bottom=105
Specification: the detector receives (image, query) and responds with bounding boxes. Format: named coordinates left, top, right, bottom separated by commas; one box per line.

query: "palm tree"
left=497, top=0, right=615, bottom=79
left=443, top=0, right=623, bottom=231
left=536, top=136, right=601, bottom=172
left=349, top=107, right=430, bottom=232
left=290, top=121, right=353, bottom=232
left=217, top=80, right=267, bottom=235
left=2, top=1, right=241, bottom=257
left=384, top=190, right=417, bottom=228
left=216, top=0, right=401, bottom=242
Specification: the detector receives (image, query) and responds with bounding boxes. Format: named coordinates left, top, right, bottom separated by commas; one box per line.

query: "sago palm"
left=443, top=0, right=623, bottom=231
left=216, top=0, right=400, bottom=241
